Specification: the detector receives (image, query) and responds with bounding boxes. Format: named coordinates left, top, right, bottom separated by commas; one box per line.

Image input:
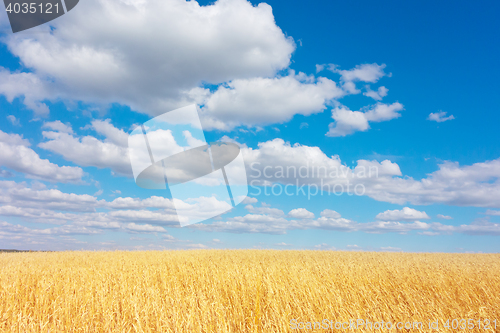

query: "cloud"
left=1, top=178, right=499, bottom=239
left=191, top=207, right=434, bottom=235
left=0, top=130, right=30, bottom=146
left=326, top=102, right=404, bottom=137
left=0, top=169, right=14, bottom=178
left=199, top=71, right=344, bottom=130
left=315, top=64, right=325, bottom=73
left=104, top=209, right=179, bottom=225
left=187, top=243, right=209, bottom=249
left=457, top=218, right=500, bottom=236
left=361, top=220, right=429, bottom=234
left=42, top=120, right=73, bottom=134
left=105, top=196, right=175, bottom=210
left=363, top=159, right=500, bottom=207
left=0, top=180, right=98, bottom=212
left=0, top=219, right=190, bottom=251
left=330, top=63, right=388, bottom=83
left=243, top=138, right=402, bottom=188
left=380, top=246, right=401, bottom=251
left=485, top=210, right=500, bottom=216
left=0, top=180, right=232, bottom=227
left=162, top=234, right=176, bottom=241
left=2, top=10, right=402, bottom=132
left=35, top=118, right=500, bottom=210
left=67, top=133, right=474, bottom=212
left=37, top=119, right=132, bottom=177
left=428, top=111, right=455, bottom=123
left=241, top=196, right=258, bottom=204
left=314, top=243, right=336, bottom=250
left=363, top=86, right=388, bottom=101
left=192, top=213, right=303, bottom=234
left=193, top=202, right=497, bottom=236
left=3, top=0, right=295, bottom=117
left=90, top=119, right=129, bottom=147
left=0, top=130, right=84, bottom=183
left=245, top=204, right=284, bottom=217
left=242, top=138, right=500, bottom=208
left=287, top=208, right=314, bottom=219
left=320, top=209, right=341, bottom=219
left=0, top=221, right=100, bottom=239
left=437, top=214, right=453, bottom=220
left=6, top=115, right=20, bottom=126
left=0, top=68, right=51, bottom=116
left=109, top=197, right=231, bottom=227
left=0, top=205, right=79, bottom=225
left=375, top=207, right=430, bottom=221
left=38, top=130, right=133, bottom=176
left=431, top=218, right=500, bottom=236
left=124, top=223, right=167, bottom=233
left=38, top=119, right=213, bottom=178
left=326, top=106, right=369, bottom=136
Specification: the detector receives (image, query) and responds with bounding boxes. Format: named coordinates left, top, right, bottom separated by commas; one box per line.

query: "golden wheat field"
left=0, top=250, right=499, bottom=332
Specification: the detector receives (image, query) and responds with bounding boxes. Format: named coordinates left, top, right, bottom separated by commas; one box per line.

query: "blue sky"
left=0, top=0, right=499, bottom=252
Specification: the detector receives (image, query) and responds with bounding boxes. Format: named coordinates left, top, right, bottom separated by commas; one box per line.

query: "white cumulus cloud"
left=0, top=130, right=84, bottom=183
left=375, top=207, right=430, bottom=221
left=327, top=102, right=404, bottom=137
left=42, top=120, right=74, bottom=134
left=287, top=208, right=314, bottom=219
left=428, top=111, right=455, bottom=123
left=3, top=0, right=295, bottom=117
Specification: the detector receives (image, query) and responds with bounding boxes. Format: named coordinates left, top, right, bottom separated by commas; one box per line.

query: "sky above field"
left=0, top=0, right=499, bottom=252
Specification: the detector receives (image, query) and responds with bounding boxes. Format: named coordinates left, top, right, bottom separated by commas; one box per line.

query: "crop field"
left=0, top=250, right=499, bottom=332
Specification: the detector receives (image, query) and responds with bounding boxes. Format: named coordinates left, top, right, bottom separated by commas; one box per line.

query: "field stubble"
left=0, top=250, right=499, bottom=332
